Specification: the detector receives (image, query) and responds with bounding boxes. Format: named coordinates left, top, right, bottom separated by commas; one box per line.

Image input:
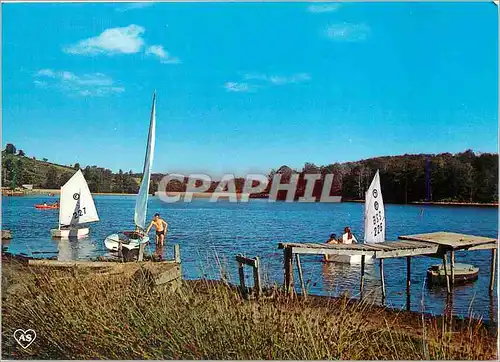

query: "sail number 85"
left=73, top=207, right=86, bottom=219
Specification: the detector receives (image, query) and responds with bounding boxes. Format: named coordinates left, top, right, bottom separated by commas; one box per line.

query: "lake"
left=2, top=195, right=497, bottom=321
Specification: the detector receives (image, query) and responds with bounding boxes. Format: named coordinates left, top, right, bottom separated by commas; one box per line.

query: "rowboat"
left=427, top=263, right=479, bottom=286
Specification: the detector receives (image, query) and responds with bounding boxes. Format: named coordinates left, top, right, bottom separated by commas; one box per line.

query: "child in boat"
left=341, top=226, right=357, bottom=244
left=323, top=233, right=338, bottom=262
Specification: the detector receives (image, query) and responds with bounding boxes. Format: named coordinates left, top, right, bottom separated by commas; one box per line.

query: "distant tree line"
left=161, top=150, right=498, bottom=204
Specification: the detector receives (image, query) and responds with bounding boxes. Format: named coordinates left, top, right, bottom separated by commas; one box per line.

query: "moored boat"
left=50, top=170, right=99, bottom=239
left=104, top=92, right=156, bottom=252
left=427, top=263, right=479, bottom=286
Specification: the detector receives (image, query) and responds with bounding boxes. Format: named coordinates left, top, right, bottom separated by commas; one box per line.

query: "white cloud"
left=307, top=4, right=341, bottom=13
left=63, top=25, right=146, bottom=55
left=116, top=2, right=155, bottom=12
left=244, top=73, right=311, bottom=85
left=34, top=69, right=124, bottom=97
left=325, top=23, right=370, bottom=41
left=145, top=45, right=180, bottom=64
left=63, top=25, right=180, bottom=64
left=224, top=82, right=255, bottom=93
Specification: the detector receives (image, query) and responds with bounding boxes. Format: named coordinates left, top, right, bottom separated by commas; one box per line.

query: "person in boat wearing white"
left=145, top=213, right=168, bottom=246
left=341, top=226, right=358, bottom=244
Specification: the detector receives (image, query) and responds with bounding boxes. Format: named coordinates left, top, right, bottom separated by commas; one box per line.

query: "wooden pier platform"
left=278, top=231, right=497, bottom=309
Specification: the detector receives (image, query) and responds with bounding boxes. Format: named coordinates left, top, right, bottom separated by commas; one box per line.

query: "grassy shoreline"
left=1, top=258, right=497, bottom=360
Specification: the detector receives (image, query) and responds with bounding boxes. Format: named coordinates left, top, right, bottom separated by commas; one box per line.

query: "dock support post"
left=360, top=255, right=365, bottom=298
left=490, top=248, right=497, bottom=293
left=138, top=242, right=145, bottom=262
left=174, top=244, right=181, bottom=263
left=406, top=256, right=411, bottom=311
left=450, top=250, right=455, bottom=288
left=283, top=247, right=293, bottom=295
left=253, top=256, right=262, bottom=298
left=238, top=256, right=246, bottom=294
left=442, top=252, right=451, bottom=294
left=295, top=254, right=306, bottom=298
left=379, top=258, right=386, bottom=301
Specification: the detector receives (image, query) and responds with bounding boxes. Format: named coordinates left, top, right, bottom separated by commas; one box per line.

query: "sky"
left=2, top=2, right=498, bottom=176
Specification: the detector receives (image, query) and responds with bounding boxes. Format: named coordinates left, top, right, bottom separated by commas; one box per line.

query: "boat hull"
left=325, top=254, right=375, bottom=264
left=427, top=263, right=479, bottom=286
left=51, top=227, right=89, bottom=239
left=35, top=205, right=59, bottom=209
left=104, top=231, right=149, bottom=251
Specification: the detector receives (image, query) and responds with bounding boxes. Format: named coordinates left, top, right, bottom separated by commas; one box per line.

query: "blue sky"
left=3, top=2, right=498, bottom=176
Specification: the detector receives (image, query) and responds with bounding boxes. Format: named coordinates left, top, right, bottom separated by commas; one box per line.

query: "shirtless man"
left=146, top=213, right=168, bottom=246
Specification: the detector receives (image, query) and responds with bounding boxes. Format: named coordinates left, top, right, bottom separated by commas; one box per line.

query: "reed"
left=1, top=260, right=497, bottom=360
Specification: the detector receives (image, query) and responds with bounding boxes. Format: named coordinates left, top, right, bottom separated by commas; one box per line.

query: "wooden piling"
left=238, top=256, right=246, bottom=293
left=360, top=255, right=365, bottom=297
left=138, top=242, right=146, bottom=262
left=174, top=244, right=181, bottom=263
left=450, top=250, right=455, bottom=287
left=295, top=254, right=306, bottom=298
left=283, top=247, right=293, bottom=294
left=490, top=248, right=497, bottom=293
left=442, top=252, right=451, bottom=294
left=406, top=256, right=411, bottom=311
left=379, top=258, right=386, bottom=301
left=253, top=256, right=262, bottom=297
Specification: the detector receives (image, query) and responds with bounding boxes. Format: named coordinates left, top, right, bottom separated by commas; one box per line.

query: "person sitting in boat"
left=341, top=226, right=357, bottom=244
left=145, top=213, right=168, bottom=246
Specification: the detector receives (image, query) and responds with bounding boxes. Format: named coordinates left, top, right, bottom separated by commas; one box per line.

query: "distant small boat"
left=427, top=263, right=479, bottom=286
left=35, top=204, right=59, bottom=209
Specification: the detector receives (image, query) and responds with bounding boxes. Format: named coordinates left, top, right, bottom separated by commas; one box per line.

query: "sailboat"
left=326, top=170, right=385, bottom=264
left=104, top=92, right=156, bottom=252
left=50, top=170, right=99, bottom=238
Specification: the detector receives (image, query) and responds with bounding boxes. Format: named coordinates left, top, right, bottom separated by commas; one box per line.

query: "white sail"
left=364, top=170, right=385, bottom=243
left=134, top=92, right=156, bottom=230
left=59, top=170, right=99, bottom=226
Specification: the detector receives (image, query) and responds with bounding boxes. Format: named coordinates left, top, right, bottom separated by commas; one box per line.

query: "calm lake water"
left=2, top=195, right=498, bottom=321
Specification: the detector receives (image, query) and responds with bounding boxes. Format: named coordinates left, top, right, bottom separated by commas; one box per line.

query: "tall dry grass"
left=1, top=260, right=497, bottom=360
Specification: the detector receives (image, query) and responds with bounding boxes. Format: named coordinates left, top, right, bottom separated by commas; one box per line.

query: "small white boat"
left=326, top=170, right=385, bottom=264
left=427, top=263, right=479, bottom=286
left=50, top=170, right=99, bottom=239
left=104, top=92, right=156, bottom=252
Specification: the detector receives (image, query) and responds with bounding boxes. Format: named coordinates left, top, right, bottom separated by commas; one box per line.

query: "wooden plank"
left=295, top=254, right=306, bottom=298
left=467, top=243, right=498, bottom=251
left=154, top=266, right=181, bottom=285
left=291, top=247, right=375, bottom=257
left=28, top=260, right=116, bottom=268
left=235, top=254, right=257, bottom=267
left=399, top=232, right=496, bottom=249
left=283, top=247, right=293, bottom=294
left=490, top=248, right=497, bottom=293
left=375, top=245, right=438, bottom=259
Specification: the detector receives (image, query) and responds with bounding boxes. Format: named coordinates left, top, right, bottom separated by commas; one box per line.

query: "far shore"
left=344, top=199, right=498, bottom=207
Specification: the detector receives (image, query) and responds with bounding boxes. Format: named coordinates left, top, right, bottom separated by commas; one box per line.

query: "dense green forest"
left=2, top=144, right=498, bottom=203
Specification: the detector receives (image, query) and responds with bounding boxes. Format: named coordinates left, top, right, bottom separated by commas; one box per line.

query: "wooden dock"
left=278, top=232, right=497, bottom=309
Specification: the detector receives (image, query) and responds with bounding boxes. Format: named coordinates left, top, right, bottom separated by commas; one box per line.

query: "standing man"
left=146, top=213, right=168, bottom=246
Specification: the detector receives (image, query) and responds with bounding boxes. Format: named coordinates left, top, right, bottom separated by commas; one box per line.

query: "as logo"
left=13, top=329, right=36, bottom=349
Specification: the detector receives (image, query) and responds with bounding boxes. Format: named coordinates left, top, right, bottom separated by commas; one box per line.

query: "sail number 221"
left=73, top=207, right=86, bottom=219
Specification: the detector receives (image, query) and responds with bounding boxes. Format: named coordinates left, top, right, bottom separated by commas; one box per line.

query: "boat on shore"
left=427, top=263, right=479, bottom=286
left=104, top=92, right=156, bottom=252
